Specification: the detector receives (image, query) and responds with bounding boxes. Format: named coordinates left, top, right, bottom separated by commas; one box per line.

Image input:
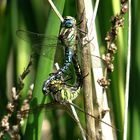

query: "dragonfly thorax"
left=48, top=80, right=63, bottom=93
left=59, top=17, right=77, bottom=47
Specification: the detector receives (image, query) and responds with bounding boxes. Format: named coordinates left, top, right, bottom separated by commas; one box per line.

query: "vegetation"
left=0, top=0, right=139, bottom=140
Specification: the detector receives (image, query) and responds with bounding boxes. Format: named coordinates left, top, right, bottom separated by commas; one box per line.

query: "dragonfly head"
left=62, top=16, right=76, bottom=28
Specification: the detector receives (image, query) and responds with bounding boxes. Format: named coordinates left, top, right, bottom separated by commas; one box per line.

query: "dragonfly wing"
left=76, top=40, right=105, bottom=68
left=77, top=49, right=105, bottom=68
left=16, top=29, right=76, bottom=61
left=20, top=101, right=119, bottom=136
left=68, top=102, right=119, bottom=131
left=22, top=102, right=79, bottom=124
left=16, top=29, right=76, bottom=47
left=16, top=30, right=66, bottom=60
left=16, top=29, right=59, bottom=45
left=90, top=54, right=105, bottom=68
left=89, top=42, right=105, bottom=68
left=30, top=101, right=115, bottom=130
left=26, top=101, right=83, bottom=127
left=31, top=44, right=56, bottom=59
left=22, top=102, right=67, bottom=115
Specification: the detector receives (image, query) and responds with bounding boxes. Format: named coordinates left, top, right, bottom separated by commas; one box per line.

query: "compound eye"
left=65, top=19, right=73, bottom=28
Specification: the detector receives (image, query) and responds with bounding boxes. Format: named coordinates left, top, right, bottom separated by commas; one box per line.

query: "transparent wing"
left=90, top=54, right=106, bottom=68
left=88, top=43, right=107, bottom=68
left=16, top=30, right=65, bottom=59
left=16, top=30, right=106, bottom=67
left=16, top=29, right=60, bottom=46
left=67, top=102, right=118, bottom=130
left=21, top=101, right=118, bottom=130
left=77, top=45, right=106, bottom=69
left=74, top=39, right=106, bottom=68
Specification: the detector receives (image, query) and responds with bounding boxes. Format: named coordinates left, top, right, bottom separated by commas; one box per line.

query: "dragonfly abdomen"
left=54, top=87, right=80, bottom=102
left=72, top=53, right=83, bottom=88
left=42, top=48, right=74, bottom=95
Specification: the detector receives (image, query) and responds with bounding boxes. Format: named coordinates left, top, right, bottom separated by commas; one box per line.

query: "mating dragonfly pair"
left=17, top=16, right=87, bottom=103
left=17, top=16, right=114, bottom=138
left=17, top=16, right=105, bottom=102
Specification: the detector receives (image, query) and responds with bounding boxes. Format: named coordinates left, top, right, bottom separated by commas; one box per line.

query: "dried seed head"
left=11, top=87, right=19, bottom=101
left=23, top=99, right=29, bottom=104
left=121, top=0, right=127, bottom=4
left=12, top=125, right=19, bottom=132
left=111, top=16, right=116, bottom=25
left=7, top=102, right=15, bottom=114
left=112, top=29, right=118, bottom=38
left=19, top=118, right=25, bottom=126
left=16, top=113, right=25, bottom=129
left=107, top=63, right=114, bottom=72
left=105, top=32, right=112, bottom=42
left=16, top=111, right=22, bottom=119
left=97, top=77, right=111, bottom=88
left=105, top=28, right=117, bottom=42
left=20, top=101, right=30, bottom=118
left=108, top=43, right=117, bottom=54
left=116, top=17, right=124, bottom=28
left=27, top=84, right=34, bottom=100
left=121, top=3, right=128, bottom=14
left=111, top=15, right=124, bottom=29
left=0, top=132, right=4, bottom=138
left=1, top=115, right=9, bottom=131
left=10, top=132, right=21, bottom=140
left=102, top=53, right=114, bottom=65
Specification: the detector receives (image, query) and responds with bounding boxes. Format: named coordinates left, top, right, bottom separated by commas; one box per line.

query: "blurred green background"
left=0, top=0, right=139, bottom=140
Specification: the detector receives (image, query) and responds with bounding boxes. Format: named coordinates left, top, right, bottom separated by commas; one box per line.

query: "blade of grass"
left=111, top=1, right=128, bottom=139
left=24, top=0, right=65, bottom=139
left=127, top=1, right=140, bottom=140
left=0, top=4, right=11, bottom=118
left=48, top=0, right=64, bottom=22
left=123, top=0, right=131, bottom=140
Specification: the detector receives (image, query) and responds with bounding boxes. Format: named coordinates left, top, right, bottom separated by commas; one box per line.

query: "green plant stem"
left=76, top=0, right=96, bottom=140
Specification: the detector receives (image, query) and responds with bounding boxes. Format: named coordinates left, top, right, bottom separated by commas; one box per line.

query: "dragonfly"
left=17, top=16, right=82, bottom=96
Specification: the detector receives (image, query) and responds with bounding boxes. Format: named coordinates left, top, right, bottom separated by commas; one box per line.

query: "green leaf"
left=23, top=0, right=65, bottom=139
